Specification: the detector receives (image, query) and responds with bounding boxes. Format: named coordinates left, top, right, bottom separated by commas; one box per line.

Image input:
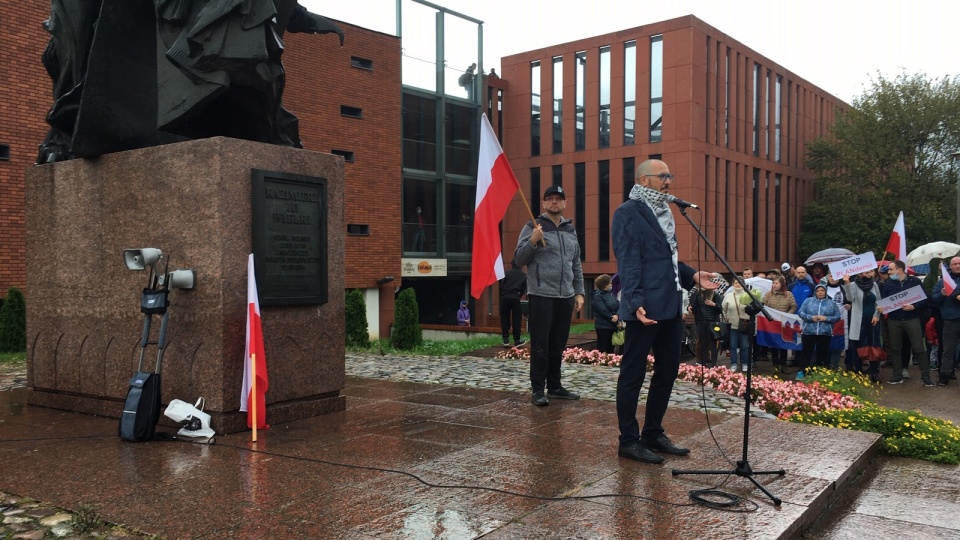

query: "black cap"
left=543, top=185, right=565, bottom=200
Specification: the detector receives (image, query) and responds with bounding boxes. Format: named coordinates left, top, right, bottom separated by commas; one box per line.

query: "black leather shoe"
left=546, top=387, right=580, bottom=400
left=641, top=435, right=690, bottom=456
left=618, top=442, right=664, bottom=464
left=531, top=391, right=549, bottom=406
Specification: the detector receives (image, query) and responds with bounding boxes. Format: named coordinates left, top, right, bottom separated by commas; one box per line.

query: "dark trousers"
left=887, top=318, right=929, bottom=377
left=500, top=297, right=522, bottom=343
left=695, top=321, right=719, bottom=365
left=800, top=334, right=831, bottom=371
left=941, top=319, right=960, bottom=378
left=616, top=316, right=683, bottom=446
left=528, top=295, right=575, bottom=393
left=596, top=327, right=614, bottom=354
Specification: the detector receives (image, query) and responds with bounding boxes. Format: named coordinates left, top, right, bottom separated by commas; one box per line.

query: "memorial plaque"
left=251, top=170, right=328, bottom=305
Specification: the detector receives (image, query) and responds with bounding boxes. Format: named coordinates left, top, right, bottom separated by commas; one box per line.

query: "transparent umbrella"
left=906, top=242, right=960, bottom=267
left=805, top=248, right=856, bottom=265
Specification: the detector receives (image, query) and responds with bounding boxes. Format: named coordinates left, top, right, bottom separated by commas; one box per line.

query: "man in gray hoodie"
left=515, top=185, right=585, bottom=406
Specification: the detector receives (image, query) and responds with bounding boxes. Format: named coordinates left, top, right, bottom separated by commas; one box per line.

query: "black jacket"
left=499, top=268, right=527, bottom=300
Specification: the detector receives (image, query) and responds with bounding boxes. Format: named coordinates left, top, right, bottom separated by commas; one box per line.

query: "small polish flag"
left=885, top=211, right=907, bottom=261
left=240, top=254, right=269, bottom=430
left=942, top=262, right=957, bottom=296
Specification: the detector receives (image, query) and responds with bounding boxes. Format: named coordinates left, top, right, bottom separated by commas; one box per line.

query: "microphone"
left=666, top=195, right=699, bottom=209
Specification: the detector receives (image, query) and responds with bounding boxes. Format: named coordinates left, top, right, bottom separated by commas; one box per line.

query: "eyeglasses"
left=642, top=173, right=674, bottom=182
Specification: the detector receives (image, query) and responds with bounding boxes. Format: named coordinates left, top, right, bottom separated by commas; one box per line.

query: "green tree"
left=801, top=73, right=960, bottom=258
left=0, top=287, right=27, bottom=353
left=345, top=289, right=369, bottom=347
left=391, top=288, right=422, bottom=350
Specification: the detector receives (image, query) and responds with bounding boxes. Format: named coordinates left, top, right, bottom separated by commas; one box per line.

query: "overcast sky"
left=304, top=0, right=958, bottom=104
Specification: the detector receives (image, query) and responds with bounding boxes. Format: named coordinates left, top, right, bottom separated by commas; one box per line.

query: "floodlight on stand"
left=123, top=248, right=163, bottom=270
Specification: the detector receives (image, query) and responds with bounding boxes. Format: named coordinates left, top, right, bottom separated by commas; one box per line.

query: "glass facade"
left=403, top=178, right=438, bottom=254
left=622, top=157, right=635, bottom=202
left=775, top=76, right=782, bottom=163
left=624, top=41, right=636, bottom=145
left=553, top=56, right=563, bottom=153
left=530, top=167, right=541, bottom=216
left=753, top=63, right=760, bottom=156
left=575, top=51, right=586, bottom=151
left=599, top=46, right=611, bottom=149
left=445, top=181, right=474, bottom=253
left=444, top=102, right=475, bottom=176
left=402, top=93, right=437, bottom=171
left=650, top=35, right=663, bottom=143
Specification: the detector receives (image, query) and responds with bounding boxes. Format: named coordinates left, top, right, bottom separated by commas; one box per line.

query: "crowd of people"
left=686, top=258, right=960, bottom=387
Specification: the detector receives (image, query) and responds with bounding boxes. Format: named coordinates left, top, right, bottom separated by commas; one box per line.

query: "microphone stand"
left=670, top=205, right=786, bottom=507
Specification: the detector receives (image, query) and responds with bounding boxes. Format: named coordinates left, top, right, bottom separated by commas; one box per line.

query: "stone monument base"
left=25, top=137, right=346, bottom=434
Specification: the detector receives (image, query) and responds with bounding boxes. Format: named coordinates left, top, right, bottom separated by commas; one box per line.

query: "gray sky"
left=304, top=0, right=958, bottom=103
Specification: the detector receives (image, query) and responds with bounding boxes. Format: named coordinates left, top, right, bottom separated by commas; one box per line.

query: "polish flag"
left=471, top=114, right=520, bottom=299
left=885, top=211, right=907, bottom=261
left=942, top=262, right=957, bottom=296
left=240, top=254, right=268, bottom=429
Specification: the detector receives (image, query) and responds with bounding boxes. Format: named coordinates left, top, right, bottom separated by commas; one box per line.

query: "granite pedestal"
left=25, top=137, right=346, bottom=433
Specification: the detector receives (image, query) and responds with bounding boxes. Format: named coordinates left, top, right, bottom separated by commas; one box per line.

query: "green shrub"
left=391, top=288, right=422, bottom=350
left=345, top=289, right=369, bottom=347
left=0, top=287, right=26, bottom=353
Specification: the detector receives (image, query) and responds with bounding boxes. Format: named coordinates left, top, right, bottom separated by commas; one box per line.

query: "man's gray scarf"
left=629, top=183, right=681, bottom=291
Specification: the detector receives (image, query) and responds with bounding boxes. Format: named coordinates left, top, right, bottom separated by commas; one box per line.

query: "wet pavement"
left=0, top=350, right=957, bottom=539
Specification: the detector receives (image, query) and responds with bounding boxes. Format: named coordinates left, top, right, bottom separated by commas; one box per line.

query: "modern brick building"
left=496, top=15, right=846, bottom=317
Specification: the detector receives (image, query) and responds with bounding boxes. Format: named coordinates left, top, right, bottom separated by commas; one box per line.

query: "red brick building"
left=498, top=15, right=845, bottom=312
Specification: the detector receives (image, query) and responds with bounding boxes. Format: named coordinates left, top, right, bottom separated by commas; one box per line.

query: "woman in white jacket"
left=722, top=280, right=753, bottom=372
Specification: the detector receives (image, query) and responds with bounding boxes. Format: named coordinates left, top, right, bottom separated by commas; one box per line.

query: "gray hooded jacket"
left=514, top=215, right=584, bottom=299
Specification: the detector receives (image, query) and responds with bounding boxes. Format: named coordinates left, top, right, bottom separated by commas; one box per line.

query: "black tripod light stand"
left=670, top=206, right=786, bottom=506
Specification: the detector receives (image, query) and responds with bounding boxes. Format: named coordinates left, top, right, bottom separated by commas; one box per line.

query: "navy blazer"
left=612, top=197, right=696, bottom=321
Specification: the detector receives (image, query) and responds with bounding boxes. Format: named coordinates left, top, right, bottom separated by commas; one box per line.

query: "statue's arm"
left=287, top=4, right=344, bottom=46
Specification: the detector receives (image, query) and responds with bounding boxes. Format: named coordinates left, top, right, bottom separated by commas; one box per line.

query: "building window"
left=765, top=70, right=771, bottom=159
left=575, top=163, right=586, bottom=261
left=575, top=51, right=586, bottom=151
left=350, top=56, right=373, bottom=70
left=752, top=168, right=760, bottom=260
left=775, top=76, right=782, bottom=163
left=402, top=93, right=437, bottom=171
left=599, top=160, right=610, bottom=261
left=752, top=63, right=760, bottom=156
left=403, top=177, right=438, bottom=254
left=530, top=167, right=541, bottom=215
left=650, top=35, right=663, bottom=143
left=531, top=60, right=541, bottom=156
left=444, top=102, right=476, bottom=176
left=622, top=157, right=635, bottom=202
left=445, top=182, right=474, bottom=253
left=552, top=164, right=563, bottom=190
left=624, top=41, right=636, bottom=146
left=331, top=149, right=354, bottom=163
left=341, top=105, right=363, bottom=119
left=724, top=47, right=730, bottom=148
left=553, top=56, right=563, bottom=153
left=347, top=224, right=370, bottom=235
left=775, top=174, right=782, bottom=259
left=599, top=46, right=611, bottom=149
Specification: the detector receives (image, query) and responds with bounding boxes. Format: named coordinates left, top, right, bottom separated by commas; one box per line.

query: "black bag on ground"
left=119, top=371, right=161, bottom=442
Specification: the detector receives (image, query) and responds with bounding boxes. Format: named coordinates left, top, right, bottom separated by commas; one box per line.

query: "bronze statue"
left=37, top=0, right=344, bottom=164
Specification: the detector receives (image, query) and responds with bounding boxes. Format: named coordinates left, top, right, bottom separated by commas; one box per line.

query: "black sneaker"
left=546, top=387, right=580, bottom=400
left=641, top=435, right=690, bottom=456
left=922, top=377, right=935, bottom=387
left=887, top=377, right=904, bottom=385
left=530, top=391, right=549, bottom=406
left=514, top=339, right=527, bottom=347
left=937, top=378, right=949, bottom=387
left=618, top=442, right=665, bottom=464
left=502, top=340, right=511, bottom=347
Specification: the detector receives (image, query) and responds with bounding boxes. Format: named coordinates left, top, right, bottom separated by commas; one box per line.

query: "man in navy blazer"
left=612, top=159, right=718, bottom=463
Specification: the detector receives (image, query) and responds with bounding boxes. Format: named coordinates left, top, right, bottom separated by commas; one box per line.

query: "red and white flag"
left=240, top=254, right=268, bottom=429
left=885, top=211, right=907, bottom=261
left=471, top=114, right=520, bottom=299
left=942, top=262, right=957, bottom=296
